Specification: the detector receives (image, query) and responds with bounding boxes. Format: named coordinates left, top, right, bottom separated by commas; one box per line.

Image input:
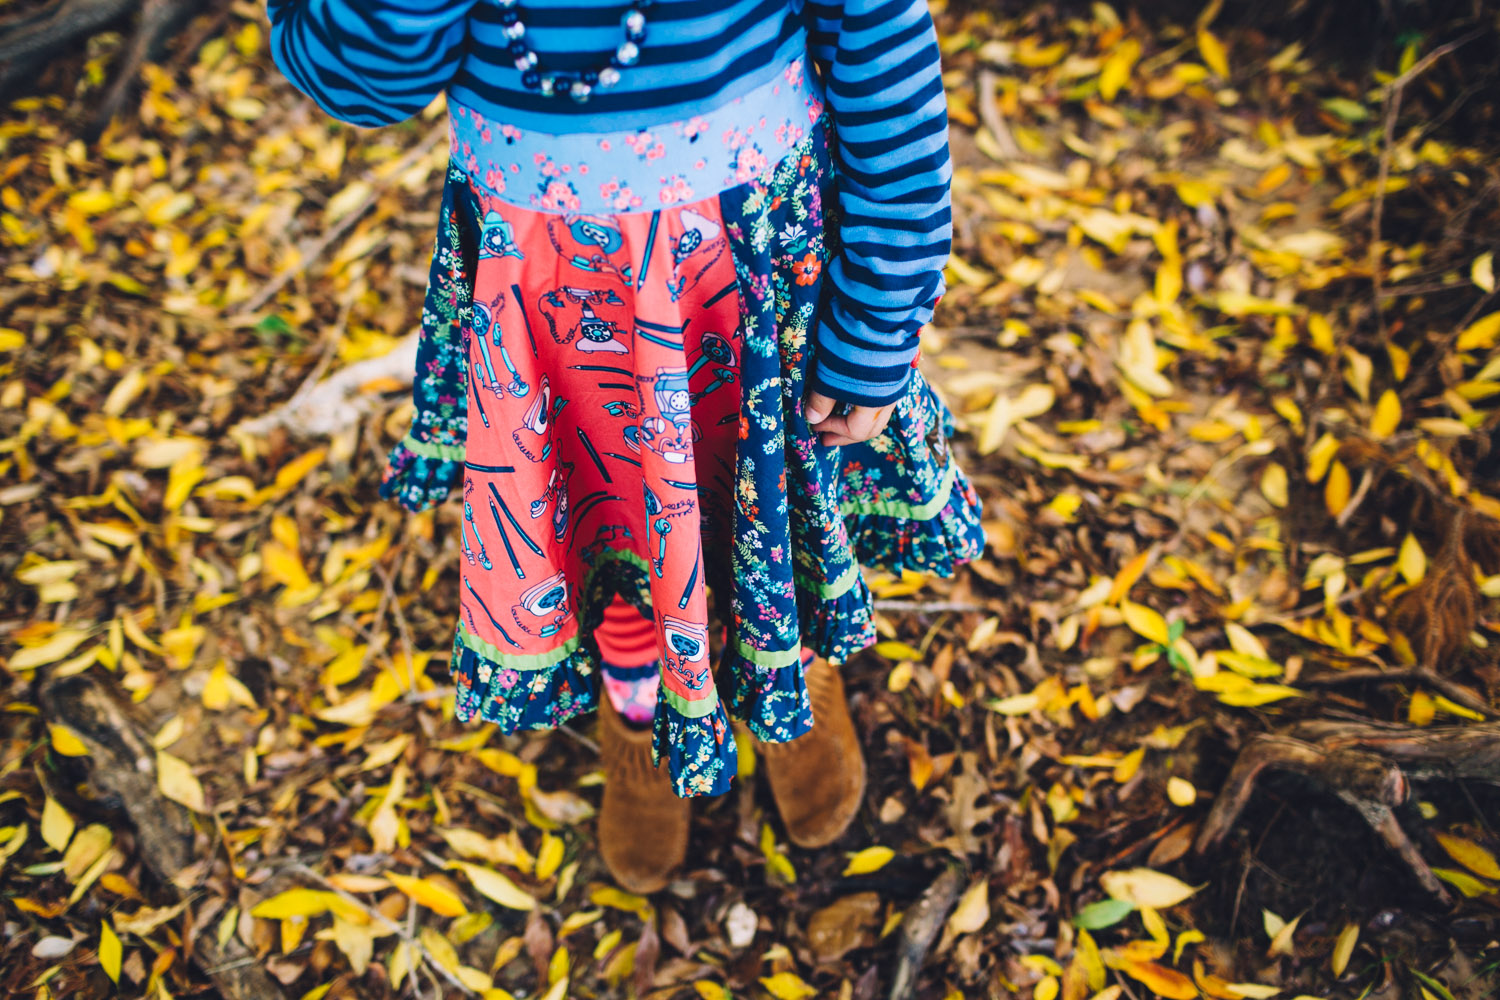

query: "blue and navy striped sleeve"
left=805, top=0, right=951, bottom=408
left=266, top=0, right=479, bottom=127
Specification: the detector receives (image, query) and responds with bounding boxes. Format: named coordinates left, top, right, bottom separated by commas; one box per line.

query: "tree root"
left=1194, top=720, right=1500, bottom=907
left=0, top=0, right=211, bottom=140
left=36, top=672, right=288, bottom=1000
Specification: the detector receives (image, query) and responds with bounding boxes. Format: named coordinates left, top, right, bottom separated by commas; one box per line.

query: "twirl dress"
left=381, top=55, right=986, bottom=798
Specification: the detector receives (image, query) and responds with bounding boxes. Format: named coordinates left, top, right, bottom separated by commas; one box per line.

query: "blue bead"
left=521, top=69, right=541, bottom=89
left=500, top=9, right=518, bottom=23
left=582, top=70, right=599, bottom=85
left=508, top=39, right=527, bottom=57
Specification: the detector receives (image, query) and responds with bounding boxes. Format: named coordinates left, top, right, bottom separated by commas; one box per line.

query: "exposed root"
left=1195, top=720, right=1500, bottom=906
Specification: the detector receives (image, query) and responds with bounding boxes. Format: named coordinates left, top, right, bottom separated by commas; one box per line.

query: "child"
left=267, top=0, right=985, bottom=892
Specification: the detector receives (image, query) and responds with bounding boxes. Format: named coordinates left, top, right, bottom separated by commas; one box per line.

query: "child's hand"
left=803, top=390, right=896, bottom=447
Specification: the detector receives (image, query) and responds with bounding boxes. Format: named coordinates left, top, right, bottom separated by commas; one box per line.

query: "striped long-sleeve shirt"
left=265, top=0, right=950, bottom=406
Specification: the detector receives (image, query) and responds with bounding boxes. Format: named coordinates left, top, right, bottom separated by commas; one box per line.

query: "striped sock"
left=597, top=594, right=660, bottom=725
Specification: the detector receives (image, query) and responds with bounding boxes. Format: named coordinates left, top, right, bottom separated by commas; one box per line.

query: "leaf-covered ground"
left=4, top=2, right=1500, bottom=999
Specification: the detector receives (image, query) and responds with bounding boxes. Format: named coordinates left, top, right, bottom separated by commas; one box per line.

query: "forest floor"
left=3, top=2, right=1500, bottom=999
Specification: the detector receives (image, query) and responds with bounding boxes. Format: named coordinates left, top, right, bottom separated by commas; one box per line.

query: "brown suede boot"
left=756, top=655, right=867, bottom=848
left=596, top=696, right=691, bottom=893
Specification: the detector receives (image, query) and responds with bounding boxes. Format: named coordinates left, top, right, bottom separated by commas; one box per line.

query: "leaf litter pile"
left=3, top=1, right=1500, bottom=998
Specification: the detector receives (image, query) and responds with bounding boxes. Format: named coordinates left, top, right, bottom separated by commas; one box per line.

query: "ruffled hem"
left=379, top=437, right=464, bottom=513
left=845, top=466, right=986, bottom=578
left=451, top=634, right=598, bottom=732
left=722, top=646, right=814, bottom=743
left=651, top=697, right=737, bottom=798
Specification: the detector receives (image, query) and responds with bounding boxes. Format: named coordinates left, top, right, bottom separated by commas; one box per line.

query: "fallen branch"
left=888, top=865, right=964, bottom=1000
left=233, top=327, right=418, bottom=439
left=36, top=672, right=288, bottom=1000
left=1300, top=665, right=1492, bottom=719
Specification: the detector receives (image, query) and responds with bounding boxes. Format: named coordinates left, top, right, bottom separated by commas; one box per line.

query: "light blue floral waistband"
left=447, top=50, right=827, bottom=216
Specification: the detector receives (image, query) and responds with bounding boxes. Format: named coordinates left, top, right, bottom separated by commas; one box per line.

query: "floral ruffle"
left=381, top=160, right=474, bottom=513
left=723, top=646, right=814, bottom=743
left=651, top=697, right=737, bottom=798
left=844, top=465, right=987, bottom=578
left=380, top=435, right=464, bottom=513
left=451, top=628, right=597, bottom=732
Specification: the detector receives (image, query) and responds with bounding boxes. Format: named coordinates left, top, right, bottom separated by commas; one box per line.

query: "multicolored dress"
left=380, top=54, right=986, bottom=798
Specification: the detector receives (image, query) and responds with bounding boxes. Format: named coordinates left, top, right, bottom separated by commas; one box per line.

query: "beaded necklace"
left=500, top=0, right=653, bottom=103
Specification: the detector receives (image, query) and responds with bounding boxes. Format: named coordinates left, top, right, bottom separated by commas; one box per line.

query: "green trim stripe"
left=401, top=433, right=465, bottom=462
left=733, top=643, right=802, bottom=669
left=660, top=685, right=721, bottom=719
left=839, top=462, right=956, bottom=519
left=457, top=621, right=579, bottom=671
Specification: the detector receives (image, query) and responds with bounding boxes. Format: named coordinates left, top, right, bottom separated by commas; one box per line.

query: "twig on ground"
left=888, top=865, right=965, bottom=1000
left=377, top=562, right=419, bottom=696
left=1301, top=665, right=1492, bottom=718
left=1369, top=28, right=1486, bottom=337
left=235, top=121, right=447, bottom=317
left=976, top=69, right=1022, bottom=161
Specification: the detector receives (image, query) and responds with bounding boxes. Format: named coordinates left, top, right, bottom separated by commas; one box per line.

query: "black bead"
left=521, top=68, right=541, bottom=89
left=508, top=39, right=527, bottom=57
left=582, top=70, right=599, bottom=85
left=500, top=9, right=519, bottom=23
left=609, top=54, right=623, bottom=68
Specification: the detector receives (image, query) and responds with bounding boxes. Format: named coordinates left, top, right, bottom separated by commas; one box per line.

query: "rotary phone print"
left=530, top=459, right=574, bottom=545
left=666, top=209, right=726, bottom=303
left=626, top=331, right=737, bottom=464
left=642, top=481, right=697, bottom=579
left=510, top=570, right=573, bottom=639
left=661, top=615, right=711, bottom=692
left=547, top=214, right=634, bottom=285
left=470, top=290, right=531, bottom=411
left=537, top=286, right=629, bottom=353
left=512, top=374, right=568, bottom=463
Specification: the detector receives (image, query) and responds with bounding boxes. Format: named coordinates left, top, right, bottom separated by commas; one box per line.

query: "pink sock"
left=597, top=595, right=660, bottom=725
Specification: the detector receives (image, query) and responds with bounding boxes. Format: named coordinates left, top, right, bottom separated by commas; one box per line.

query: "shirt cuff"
left=807, top=342, right=918, bottom=408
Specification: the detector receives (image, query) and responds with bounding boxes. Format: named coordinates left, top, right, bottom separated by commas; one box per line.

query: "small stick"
left=236, top=122, right=448, bottom=316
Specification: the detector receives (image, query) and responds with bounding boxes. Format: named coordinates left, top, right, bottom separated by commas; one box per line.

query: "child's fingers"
left=813, top=404, right=894, bottom=446
left=803, top=390, right=839, bottom=426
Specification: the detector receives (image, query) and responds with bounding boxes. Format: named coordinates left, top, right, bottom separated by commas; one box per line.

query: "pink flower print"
left=471, top=111, right=486, bottom=130
left=646, top=143, right=665, bottom=161
left=600, top=180, right=621, bottom=198
left=611, top=186, right=642, bottom=211
left=496, top=668, right=519, bottom=691
left=775, top=122, right=788, bottom=145
left=732, top=145, right=769, bottom=183
left=599, top=139, right=612, bottom=151
left=683, top=116, right=709, bottom=140
left=723, top=127, right=747, bottom=149
left=579, top=164, right=589, bottom=175
left=480, top=127, right=492, bottom=144
left=625, top=131, right=656, bottom=155
left=807, top=98, right=825, bottom=123
left=485, top=168, right=507, bottom=193
left=657, top=176, right=694, bottom=205
left=541, top=180, right=580, bottom=211
left=785, top=124, right=803, bottom=147
left=695, top=159, right=706, bottom=170
left=510, top=163, right=521, bottom=173
left=500, top=124, right=521, bottom=141
left=785, top=57, right=804, bottom=89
